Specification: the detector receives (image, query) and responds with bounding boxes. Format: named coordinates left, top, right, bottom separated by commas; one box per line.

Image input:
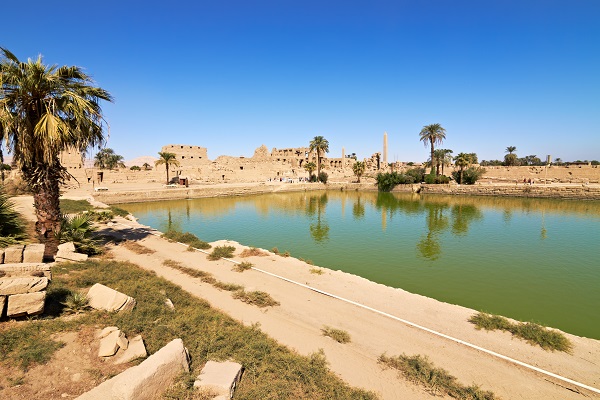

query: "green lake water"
left=120, top=191, right=600, bottom=339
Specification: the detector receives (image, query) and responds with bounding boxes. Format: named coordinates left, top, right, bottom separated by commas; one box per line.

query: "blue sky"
left=3, top=0, right=599, bottom=162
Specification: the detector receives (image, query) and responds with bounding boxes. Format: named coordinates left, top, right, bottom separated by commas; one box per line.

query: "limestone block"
left=99, top=329, right=124, bottom=357
left=22, top=244, right=45, bottom=263
left=0, top=263, right=52, bottom=279
left=194, top=361, right=243, bottom=399
left=117, top=332, right=129, bottom=350
left=0, top=295, right=5, bottom=317
left=0, top=248, right=4, bottom=264
left=0, top=277, right=49, bottom=295
left=114, top=335, right=147, bottom=365
left=4, top=245, right=24, bottom=263
left=87, top=283, right=136, bottom=312
left=97, top=326, right=119, bottom=339
left=55, top=250, right=88, bottom=262
left=165, top=298, right=175, bottom=310
left=7, top=291, right=46, bottom=317
left=58, top=242, right=76, bottom=252
left=77, top=338, right=189, bottom=400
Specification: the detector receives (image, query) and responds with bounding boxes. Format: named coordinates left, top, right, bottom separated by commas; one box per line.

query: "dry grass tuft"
left=233, top=261, right=254, bottom=272
left=239, top=247, right=268, bottom=257
left=121, top=240, right=155, bottom=254
left=321, top=326, right=351, bottom=343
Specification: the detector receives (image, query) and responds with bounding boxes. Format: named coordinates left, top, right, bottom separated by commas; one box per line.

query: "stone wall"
left=417, top=184, right=600, bottom=200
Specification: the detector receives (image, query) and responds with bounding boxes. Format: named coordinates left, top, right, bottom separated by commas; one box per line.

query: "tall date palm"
left=309, top=135, right=329, bottom=178
left=0, top=48, right=112, bottom=257
left=419, top=123, right=446, bottom=175
left=155, top=152, right=180, bottom=184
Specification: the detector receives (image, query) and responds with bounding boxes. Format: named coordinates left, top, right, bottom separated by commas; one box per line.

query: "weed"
left=310, top=268, right=324, bottom=275
left=162, top=229, right=211, bottom=250
left=379, top=353, right=497, bottom=399
left=239, top=247, right=267, bottom=257
left=62, top=292, right=90, bottom=314
left=7, top=376, right=26, bottom=386
left=321, top=326, right=351, bottom=343
left=234, top=261, right=254, bottom=272
left=208, top=245, right=236, bottom=261
left=162, top=259, right=182, bottom=268
left=305, top=259, right=314, bottom=265
left=163, top=260, right=218, bottom=284
left=213, top=282, right=244, bottom=292
left=233, top=290, right=280, bottom=308
left=270, top=247, right=279, bottom=254
left=469, top=312, right=572, bottom=352
left=282, top=251, right=291, bottom=257
left=122, top=240, right=155, bottom=254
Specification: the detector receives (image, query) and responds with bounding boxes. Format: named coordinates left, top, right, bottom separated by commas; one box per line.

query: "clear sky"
left=3, top=0, right=599, bottom=163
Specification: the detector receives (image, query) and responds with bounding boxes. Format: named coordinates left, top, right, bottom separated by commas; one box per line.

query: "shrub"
left=270, top=247, right=280, bottom=254
left=318, top=171, right=328, bottom=184
left=130, top=165, right=141, bottom=171
left=208, top=245, right=236, bottom=261
left=239, top=247, right=267, bottom=257
left=0, top=188, right=26, bottom=247
left=233, top=289, right=280, bottom=307
left=375, top=172, right=416, bottom=192
left=321, top=326, right=351, bottom=343
left=379, top=353, right=497, bottom=399
left=233, top=261, right=254, bottom=272
left=162, top=229, right=211, bottom=250
left=435, top=175, right=450, bottom=184
left=469, top=312, right=571, bottom=352
left=452, top=167, right=486, bottom=185
left=62, top=292, right=90, bottom=314
left=282, top=251, right=291, bottom=257
left=424, top=171, right=436, bottom=184
left=55, top=213, right=101, bottom=255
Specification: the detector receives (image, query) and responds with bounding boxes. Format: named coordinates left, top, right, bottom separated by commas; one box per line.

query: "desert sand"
left=9, top=186, right=600, bottom=400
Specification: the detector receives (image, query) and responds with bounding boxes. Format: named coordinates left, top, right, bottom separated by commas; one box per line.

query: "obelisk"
left=383, top=132, right=388, bottom=165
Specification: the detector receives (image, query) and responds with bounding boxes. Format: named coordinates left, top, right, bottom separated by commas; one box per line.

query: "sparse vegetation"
left=122, top=240, right=155, bottom=254
left=240, top=247, right=267, bottom=257
left=282, top=250, right=291, bottom=257
left=310, top=268, right=324, bottom=275
left=379, top=353, right=497, bottom=399
left=270, top=247, right=280, bottom=254
left=321, top=326, right=351, bottom=343
left=61, top=292, right=90, bottom=314
left=233, top=290, right=280, bottom=308
left=214, top=282, right=244, bottom=292
left=55, top=213, right=101, bottom=255
left=59, top=199, right=94, bottom=214
left=109, top=206, right=130, bottom=218
left=162, top=229, right=211, bottom=250
left=208, top=245, right=236, bottom=260
left=469, top=312, right=571, bottom=352
left=234, top=261, right=254, bottom=272
left=0, top=188, right=26, bottom=247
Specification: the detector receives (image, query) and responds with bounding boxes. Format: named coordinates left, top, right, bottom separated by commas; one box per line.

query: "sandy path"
left=100, top=218, right=600, bottom=400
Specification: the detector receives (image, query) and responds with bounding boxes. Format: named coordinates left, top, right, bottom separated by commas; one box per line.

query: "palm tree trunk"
left=430, top=140, right=436, bottom=175
left=32, top=167, right=62, bottom=260
left=460, top=168, right=464, bottom=184
left=316, top=151, right=321, bottom=178
left=165, top=163, right=170, bottom=184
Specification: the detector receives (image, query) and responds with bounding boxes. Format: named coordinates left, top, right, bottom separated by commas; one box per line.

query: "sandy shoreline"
left=9, top=186, right=600, bottom=399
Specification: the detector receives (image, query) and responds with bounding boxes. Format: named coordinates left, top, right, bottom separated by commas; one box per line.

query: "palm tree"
left=0, top=48, right=112, bottom=257
left=155, top=152, right=180, bottom=184
left=304, top=161, right=316, bottom=181
left=309, top=136, right=329, bottom=178
left=433, top=149, right=453, bottom=176
left=352, top=161, right=366, bottom=183
left=94, top=148, right=114, bottom=169
left=454, top=152, right=471, bottom=184
left=106, top=154, right=125, bottom=170
left=419, top=124, right=446, bottom=175
left=142, top=162, right=151, bottom=170
left=505, top=146, right=517, bottom=154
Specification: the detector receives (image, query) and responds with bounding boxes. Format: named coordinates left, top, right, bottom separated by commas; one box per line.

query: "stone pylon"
left=383, top=132, right=388, bottom=165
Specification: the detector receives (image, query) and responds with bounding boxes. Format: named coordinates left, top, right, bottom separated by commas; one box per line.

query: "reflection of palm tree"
left=417, top=233, right=442, bottom=260
left=352, top=196, right=365, bottom=219
left=417, top=204, right=449, bottom=260
left=306, top=194, right=330, bottom=242
left=451, top=204, right=483, bottom=235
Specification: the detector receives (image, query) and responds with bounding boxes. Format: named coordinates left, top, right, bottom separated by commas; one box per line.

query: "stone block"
left=97, top=326, right=119, bottom=339
left=58, top=242, right=76, bottom=252
left=99, top=329, right=125, bottom=357
left=194, top=361, right=243, bottom=399
left=0, top=277, right=48, bottom=295
left=0, top=248, right=4, bottom=264
left=77, top=338, right=189, bottom=400
left=22, top=244, right=45, bottom=263
left=4, top=245, right=24, bottom=263
left=0, top=295, right=5, bottom=317
left=114, top=335, right=147, bottom=365
left=7, top=291, right=46, bottom=317
left=55, top=250, right=88, bottom=262
left=0, top=263, right=52, bottom=279
left=87, top=283, right=136, bottom=312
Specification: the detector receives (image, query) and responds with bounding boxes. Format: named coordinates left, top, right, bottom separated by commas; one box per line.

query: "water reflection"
left=307, top=194, right=330, bottom=243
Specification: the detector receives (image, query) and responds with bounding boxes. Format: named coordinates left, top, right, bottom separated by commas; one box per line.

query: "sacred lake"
left=120, top=191, right=600, bottom=339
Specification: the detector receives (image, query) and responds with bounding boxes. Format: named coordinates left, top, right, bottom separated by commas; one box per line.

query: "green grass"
left=378, top=353, right=497, bottom=400
left=0, top=259, right=375, bottom=398
left=233, top=261, right=254, bottom=272
left=162, top=229, right=211, bottom=250
left=109, top=206, right=130, bottom=218
left=59, top=199, right=94, bottom=213
left=208, top=245, right=236, bottom=261
left=321, top=326, right=351, bottom=343
left=469, top=312, right=572, bottom=352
